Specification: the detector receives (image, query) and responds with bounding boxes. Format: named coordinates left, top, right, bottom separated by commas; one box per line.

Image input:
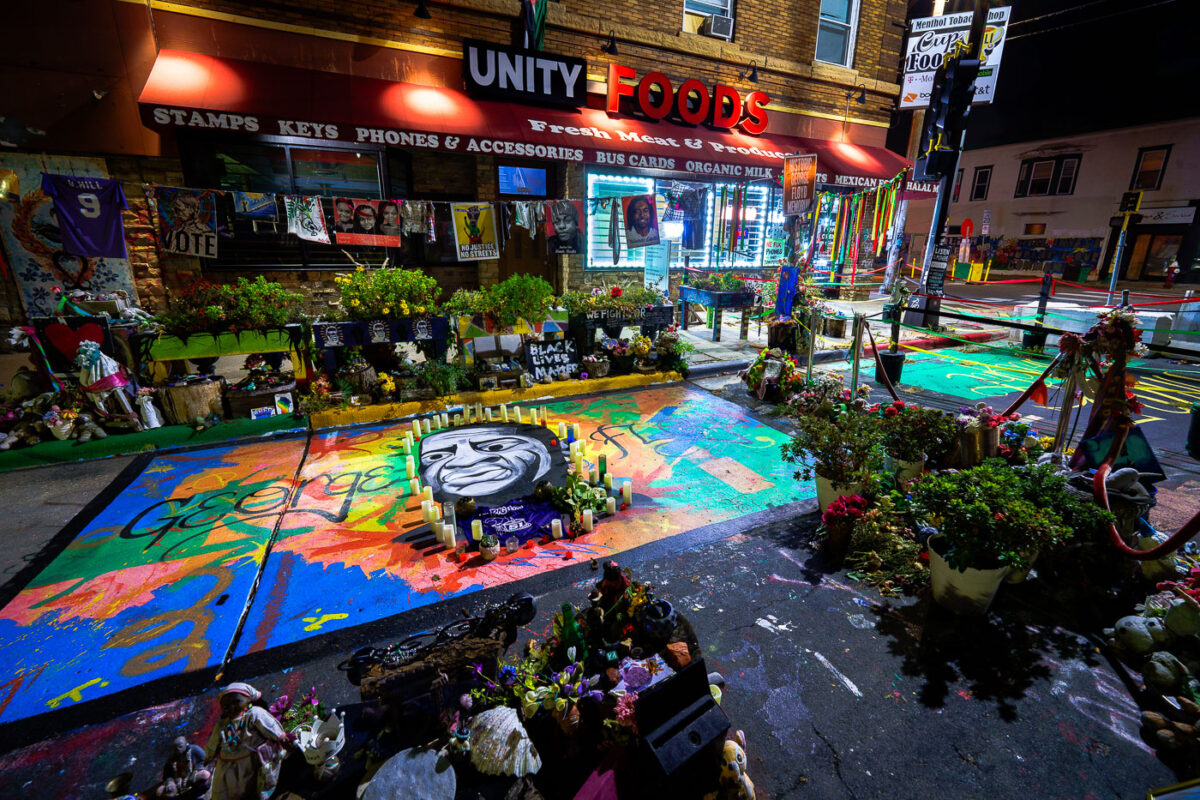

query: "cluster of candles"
left=403, top=403, right=634, bottom=548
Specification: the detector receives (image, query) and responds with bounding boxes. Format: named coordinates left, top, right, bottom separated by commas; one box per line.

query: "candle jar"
left=504, top=536, right=520, bottom=553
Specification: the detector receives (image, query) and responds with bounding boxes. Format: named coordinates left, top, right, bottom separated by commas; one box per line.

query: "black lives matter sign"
left=526, top=340, right=581, bottom=382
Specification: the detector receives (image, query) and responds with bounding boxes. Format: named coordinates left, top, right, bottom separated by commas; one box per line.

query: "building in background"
left=0, top=0, right=915, bottom=323
left=903, top=118, right=1200, bottom=283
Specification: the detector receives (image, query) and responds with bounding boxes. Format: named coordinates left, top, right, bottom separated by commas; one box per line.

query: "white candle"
left=590, top=468, right=599, bottom=486
left=485, top=407, right=494, bottom=421
left=582, top=509, right=593, bottom=532
left=541, top=406, right=549, bottom=425
left=422, top=486, right=434, bottom=504
left=405, top=432, right=415, bottom=451
left=515, top=407, right=524, bottom=424
left=412, top=420, right=422, bottom=439
left=421, top=500, right=432, bottom=523
left=474, top=402, right=483, bottom=419
left=422, top=418, right=432, bottom=435
left=604, top=474, right=613, bottom=491
left=530, top=408, right=539, bottom=426
left=402, top=439, right=412, bottom=455
left=501, top=404, right=509, bottom=422
left=443, top=522, right=456, bottom=548
left=409, top=477, right=421, bottom=497
left=572, top=423, right=582, bottom=441
left=440, top=413, right=449, bottom=428
left=551, top=519, right=563, bottom=539
left=607, top=497, right=617, bottom=515
left=621, top=480, right=632, bottom=506
left=558, top=422, right=568, bottom=438
left=405, top=456, right=415, bottom=478
left=471, top=520, right=483, bottom=541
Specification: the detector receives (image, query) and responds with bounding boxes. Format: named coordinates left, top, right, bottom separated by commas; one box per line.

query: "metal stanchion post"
left=1121, top=289, right=1130, bottom=307
left=848, top=314, right=864, bottom=397
left=806, top=312, right=819, bottom=383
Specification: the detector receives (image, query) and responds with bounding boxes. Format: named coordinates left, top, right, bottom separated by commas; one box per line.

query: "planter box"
left=677, top=286, right=756, bottom=308
left=313, top=317, right=451, bottom=374
left=455, top=310, right=569, bottom=339
left=134, top=324, right=308, bottom=380
left=568, top=304, right=676, bottom=355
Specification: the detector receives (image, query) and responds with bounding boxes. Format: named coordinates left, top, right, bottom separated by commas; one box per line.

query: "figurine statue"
left=156, top=736, right=211, bottom=798
left=205, top=682, right=293, bottom=800
left=590, top=561, right=630, bottom=611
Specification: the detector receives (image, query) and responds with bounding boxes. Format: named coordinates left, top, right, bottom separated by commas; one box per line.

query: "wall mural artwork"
left=0, top=386, right=810, bottom=725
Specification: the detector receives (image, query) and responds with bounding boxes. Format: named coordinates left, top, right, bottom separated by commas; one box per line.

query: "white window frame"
left=683, top=0, right=734, bottom=26
left=814, top=0, right=861, bottom=68
left=1130, top=145, right=1170, bottom=192
left=1026, top=160, right=1056, bottom=197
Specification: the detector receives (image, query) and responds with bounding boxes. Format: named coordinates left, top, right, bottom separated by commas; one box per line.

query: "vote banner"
left=451, top=202, right=500, bottom=261
left=154, top=186, right=219, bottom=258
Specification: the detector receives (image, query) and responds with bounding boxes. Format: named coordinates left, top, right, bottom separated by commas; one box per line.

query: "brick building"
left=0, top=0, right=914, bottom=323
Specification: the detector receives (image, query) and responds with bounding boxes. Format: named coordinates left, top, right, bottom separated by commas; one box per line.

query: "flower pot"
left=815, top=475, right=864, bottom=512
left=48, top=421, right=74, bottom=440
left=983, top=426, right=1000, bottom=459
left=823, top=525, right=852, bottom=565
left=876, top=351, right=905, bottom=385
left=958, top=427, right=985, bottom=467
left=587, top=361, right=610, bottom=378
left=611, top=354, right=634, bottom=374
left=824, top=317, right=847, bottom=339
left=885, top=454, right=924, bottom=482
left=1004, top=550, right=1039, bottom=584
left=927, top=534, right=1010, bottom=616
left=479, top=542, right=500, bottom=562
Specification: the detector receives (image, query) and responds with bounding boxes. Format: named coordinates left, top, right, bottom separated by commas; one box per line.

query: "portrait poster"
left=621, top=194, right=660, bottom=249
left=332, top=198, right=405, bottom=247
left=544, top=199, right=585, bottom=255
left=450, top=202, right=500, bottom=261
left=153, top=186, right=219, bottom=258
left=284, top=195, right=330, bottom=244
left=0, top=153, right=137, bottom=316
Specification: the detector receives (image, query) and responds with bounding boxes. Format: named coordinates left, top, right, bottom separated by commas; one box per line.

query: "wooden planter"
left=678, top=287, right=756, bottom=343
left=568, top=305, right=675, bottom=356
left=134, top=324, right=308, bottom=381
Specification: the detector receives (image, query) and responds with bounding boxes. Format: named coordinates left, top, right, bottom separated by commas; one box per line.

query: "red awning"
left=139, top=50, right=928, bottom=193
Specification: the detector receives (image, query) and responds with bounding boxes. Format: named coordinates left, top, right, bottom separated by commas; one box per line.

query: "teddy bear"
left=704, top=730, right=754, bottom=800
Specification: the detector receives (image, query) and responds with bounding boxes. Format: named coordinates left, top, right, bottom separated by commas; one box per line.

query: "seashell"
left=468, top=706, right=541, bottom=777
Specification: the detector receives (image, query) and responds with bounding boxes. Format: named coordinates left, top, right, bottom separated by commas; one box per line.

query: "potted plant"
left=821, top=493, right=869, bottom=565
left=582, top=353, right=610, bottom=379
left=479, top=533, right=501, bottom=561
left=485, top=274, right=555, bottom=330
left=601, top=338, right=633, bottom=374
left=954, top=404, right=1018, bottom=467
left=781, top=409, right=883, bottom=511
left=873, top=401, right=957, bottom=480
left=911, top=461, right=1073, bottom=614
left=629, top=334, right=655, bottom=373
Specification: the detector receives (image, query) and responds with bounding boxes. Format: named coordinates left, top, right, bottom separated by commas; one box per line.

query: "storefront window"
left=291, top=149, right=382, bottom=198
left=586, top=172, right=775, bottom=271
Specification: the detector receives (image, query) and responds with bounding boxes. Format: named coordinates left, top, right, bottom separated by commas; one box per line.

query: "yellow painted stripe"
left=309, top=371, right=683, bottom=430
left=121, top=0, right=890, bottom=127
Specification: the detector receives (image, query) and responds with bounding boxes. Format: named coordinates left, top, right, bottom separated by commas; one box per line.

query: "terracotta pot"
left=928, top=534, right=1010, bottom=616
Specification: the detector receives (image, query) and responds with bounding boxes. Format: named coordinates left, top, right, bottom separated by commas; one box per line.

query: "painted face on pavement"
left=419, top=426, right=550, bottom=499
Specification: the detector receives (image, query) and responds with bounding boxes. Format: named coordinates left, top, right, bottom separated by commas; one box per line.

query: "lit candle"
left=599, top=454, right=607, bottom=477
left=405, top=431, right=415, bottom=449
left=471, top=520, right=483, bottom=542
left=421, top=500, right=432, bottom=523
left=440, top=413, right=449, bottom=428
left=606, top=497, right=617, bottom=515
left=604, top=474, right=613, bottom=491
left=422, top=418, right=432, bottom=435
left=409, top=478, right=421, bottom=496
left=515, top=407, right=524, bottom=424
left=501, top=404, right=509, bottom=422
left=405, top=456, right=415, bottom=478
left=582, top=509, right=594, bottom=532
left=558, top=422, right=568, bottom=439
left=422, top=486, right=434, bottom=504
left=412, top=419, right=422, bottom=439
left=485, top=407, right=494, bottom=421
left=401, top=439, right=412, bottom=455
left=572, top=423, right=582, bottom=441
left=621, top=480, right=632, bottom=506
left=540, top=406, right=549, bottom=425
left=530, top=408, right=539, bottom=426
left=432, top=521, right=443, bottom=544
left=590, top=468, right=599, bottom=486
left=474, top=402, right=483, bottom=420
left=551, top=518, right=563, bottom=539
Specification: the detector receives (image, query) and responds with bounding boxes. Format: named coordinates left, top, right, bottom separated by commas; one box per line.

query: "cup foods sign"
left=899, top=6, right=1011, bottom=110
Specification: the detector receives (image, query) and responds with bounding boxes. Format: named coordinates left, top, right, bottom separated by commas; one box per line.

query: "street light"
left=841, top=84, right=867, bottom=140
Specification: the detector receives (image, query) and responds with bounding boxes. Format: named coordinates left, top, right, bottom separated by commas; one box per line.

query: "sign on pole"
left=899, top=6, right=1012, bottom=109
left=782, top=154, right=818, bottom=217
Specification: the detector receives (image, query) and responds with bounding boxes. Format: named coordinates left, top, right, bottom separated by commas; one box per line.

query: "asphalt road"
left=0, top=378, right=1189, bottom=799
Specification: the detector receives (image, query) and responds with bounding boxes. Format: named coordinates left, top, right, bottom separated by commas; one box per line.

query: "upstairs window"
left=815, top=0, right=860, bottom=67
left=970, top=166, right=992, bottom=201
left=1015, top=155, right=1080, bottom=198
left=683, top=0, right=735, bottom=39
left=1130, top=145, right=1170, bottom=191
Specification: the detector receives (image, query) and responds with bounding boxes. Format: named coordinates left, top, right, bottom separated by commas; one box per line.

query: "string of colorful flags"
left=803, top=169, right=907, bottom=277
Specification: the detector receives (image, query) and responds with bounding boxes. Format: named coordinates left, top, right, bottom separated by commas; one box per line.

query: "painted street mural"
left=0, top=385, right=809, bottom=724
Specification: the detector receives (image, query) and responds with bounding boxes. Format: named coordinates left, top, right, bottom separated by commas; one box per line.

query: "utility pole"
left=908, top=0, right=989, bottom=331
left=1106, top=191, right=1142, bottom=305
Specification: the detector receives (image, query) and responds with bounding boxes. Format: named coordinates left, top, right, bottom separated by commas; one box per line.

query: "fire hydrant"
left=1165, top=259, right=1180, bottom=288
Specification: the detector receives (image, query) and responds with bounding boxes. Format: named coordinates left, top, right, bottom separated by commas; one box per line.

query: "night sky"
left=886, top=0, right=1200, bottom=153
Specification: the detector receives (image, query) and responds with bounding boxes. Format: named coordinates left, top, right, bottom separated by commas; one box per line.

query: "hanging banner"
left=450, top=202, right=500, bottom=261
left=775, top=266, right=800, bottom=318
left=782, top=154, right=818, bottom=217
left=643, top=242, right=671, bottom=292
left=284, top=195, right=331, bottom=244
left=0, top=154, right=138, bottom=316
left=545, top=199, right=585, bottom=255
left=233, top=192, right=278, bottom=220
left=332, top=198, right=405, bottom=246
left=153, top=186, right=219, bottom=257
left=622, top=194, right=660, bottom=249
left=900, top=6, right=1012, bottom=109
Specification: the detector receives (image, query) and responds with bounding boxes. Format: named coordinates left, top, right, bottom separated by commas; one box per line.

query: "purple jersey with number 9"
left=41, top=173, right=129, bottom=259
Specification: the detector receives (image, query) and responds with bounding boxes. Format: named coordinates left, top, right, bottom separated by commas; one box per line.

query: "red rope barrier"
left=1053, top=278, right=1183, bottom=298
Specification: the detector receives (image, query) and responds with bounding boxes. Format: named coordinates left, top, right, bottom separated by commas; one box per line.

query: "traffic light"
left=913, top=44, right=981, bottom=181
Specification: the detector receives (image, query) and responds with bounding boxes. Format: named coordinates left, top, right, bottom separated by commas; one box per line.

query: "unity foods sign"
left=899, top=6, right=1011, bottom=110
